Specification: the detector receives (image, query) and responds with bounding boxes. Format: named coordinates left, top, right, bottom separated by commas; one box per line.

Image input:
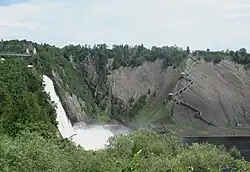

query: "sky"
left=0, top=0, right=250, bottom=51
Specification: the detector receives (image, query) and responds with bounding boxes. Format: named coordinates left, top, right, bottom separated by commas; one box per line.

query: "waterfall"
left=43, top=75, right=116, bottom=150
left=43, top=75, right=74, bottom=138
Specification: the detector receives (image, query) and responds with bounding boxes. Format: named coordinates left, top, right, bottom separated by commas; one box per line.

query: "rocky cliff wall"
left=172, top=59, right=250, bottom=135
left=109, top=58, right=250, bottom=135
left=51, top=70, right=88, bottom=124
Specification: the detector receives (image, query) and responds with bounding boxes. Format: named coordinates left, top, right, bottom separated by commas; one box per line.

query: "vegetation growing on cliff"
left=1, top=39, right=250, bottom=124
left=0, top=40, right=99, bottom=118
left=0, top=42, right=250, bottom=171
left=0, top=40, right=189, bottom=122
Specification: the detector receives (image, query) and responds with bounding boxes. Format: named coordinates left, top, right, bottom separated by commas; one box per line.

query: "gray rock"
left=51, top=70, right=88, bottom=124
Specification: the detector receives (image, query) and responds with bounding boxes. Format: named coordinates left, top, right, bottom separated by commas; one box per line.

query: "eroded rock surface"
left=109, top=58, right=250, bottom=135
left=51, top=70, right=88, bottom=124
left=173, top=59, right=250, bottom=135
left=110, top=59, right=180, bottom=104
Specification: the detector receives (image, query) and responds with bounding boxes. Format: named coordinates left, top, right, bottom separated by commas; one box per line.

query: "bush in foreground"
left=0, top=131, right=249, bottom=172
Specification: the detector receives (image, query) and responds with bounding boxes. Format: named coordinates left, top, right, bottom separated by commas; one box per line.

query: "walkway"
left=0, top=53, right=32, bottom=57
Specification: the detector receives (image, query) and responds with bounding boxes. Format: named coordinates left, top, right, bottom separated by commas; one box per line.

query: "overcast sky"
left=0, top=0, right=250, bottom=51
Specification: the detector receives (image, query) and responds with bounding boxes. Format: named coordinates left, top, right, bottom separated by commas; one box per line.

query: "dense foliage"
left=194, top=48, right=250, bottom=67
left=0, top=58, right=57, bottom=138
left=62, top=44, right=188, bottom=70
left=0, top=40, right=100, bottom=118
left=1, top=129, right=250, bottom=171
left=0, top=41, right=250, bottom=171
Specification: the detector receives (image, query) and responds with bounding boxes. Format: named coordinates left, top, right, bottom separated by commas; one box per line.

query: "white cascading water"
left=43, top=75, right=116, bottom=150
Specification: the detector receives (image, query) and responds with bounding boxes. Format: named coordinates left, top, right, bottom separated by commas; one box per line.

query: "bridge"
left=0, top=53, right=32, bottom=57
left=182, top=135, right=250, bottom=161
left=0, top=47, right=36, bottom=57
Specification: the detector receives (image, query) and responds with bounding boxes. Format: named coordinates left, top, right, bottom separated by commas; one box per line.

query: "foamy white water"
left=43, top=75, right=115, bottom=150
left=73, top=123, right=114, bottom=149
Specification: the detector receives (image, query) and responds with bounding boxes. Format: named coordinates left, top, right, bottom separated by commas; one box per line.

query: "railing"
left=165, top=57, right=218, bottom=127
left=0, top=53, right=32, bottom=57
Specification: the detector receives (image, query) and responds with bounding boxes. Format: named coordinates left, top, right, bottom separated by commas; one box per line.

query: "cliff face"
left=107, top=58, right=250, bottom=135
left=51, top=70, right=88, bottom=124
left=50, top=54, right=250, bottom=136
left=109, top=59, right=180, bottom=104
left=172, top=59, right=250, bottom=135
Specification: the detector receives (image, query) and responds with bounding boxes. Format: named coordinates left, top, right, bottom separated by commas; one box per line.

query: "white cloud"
left=0, top=0, right=250, bottom=51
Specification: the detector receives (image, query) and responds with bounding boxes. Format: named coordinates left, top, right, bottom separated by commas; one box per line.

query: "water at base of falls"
left=43, top=75, right=118, bottom=150
left=73, top=123, right=114, bottom=149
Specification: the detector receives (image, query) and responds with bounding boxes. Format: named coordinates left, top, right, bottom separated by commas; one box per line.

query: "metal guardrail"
left=0, top=53, right=32, bottom=57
